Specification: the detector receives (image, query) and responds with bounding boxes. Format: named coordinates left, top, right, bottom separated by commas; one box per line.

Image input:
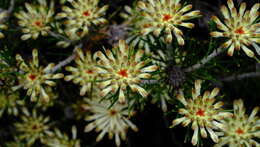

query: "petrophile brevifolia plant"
left=0, top=0, right=259, bottom=147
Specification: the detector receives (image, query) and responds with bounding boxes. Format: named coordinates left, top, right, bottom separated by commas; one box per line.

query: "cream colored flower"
left=84, top=98, right=138, bottom=147
left=15, top=0, right=54, bottom=40
left=171, top=80, right=233, bottom=146
left=42, top=126, right=81, bottom=147
left=94, top=40, right=158, bottom=103
left=15, top=108, right=54, bottom=146
left=210, top=0, right=260, bottom=57
left=65, top=48, right=101, bottom=96
left=72, top=85, right=101, bottom=120
left=13, top=49, right=64, bottom=102
left=215, top=99, right=260, bottom=147
left=56, top=0, right=108, bottom=37
left=0, top=11, right=8, bottom=38
left=137, top=0, right=200, bottom=44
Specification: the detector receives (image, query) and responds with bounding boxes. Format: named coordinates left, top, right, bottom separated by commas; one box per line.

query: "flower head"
left=15, top=0, right=54, bottom=40
left=215, top=99, right=260, bottom=147
left=0, top=89, right=24, bottom=117
left=94, top=40, right=158, bottom=103
left=210, top=0, right=260, bottom=57
left=13, top=49, right=64, bottom=102
left=56, top=0, right=108, bottom=37
left=171, top=80, right=232, bottom=146
left=65, top=48, right=101, bottom=96
left=137, top=0, right=200, bottom=44
left=84, top=98, right=138, bottom=146
left=14, top=108, right=54, bottom=146
left=0, top=11, right=8, bottom=38
left=42, top=126, right=81, bottom=147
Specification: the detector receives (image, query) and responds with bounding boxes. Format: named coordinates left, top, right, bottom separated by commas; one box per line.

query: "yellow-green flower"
left=0, top=11, right=8, bottom=38
left=84, top=98, right=138, bottom=147
left=120, top=5, right=156, bottom=54
left=137, top=0, right=200, bottom=44
left=210, top=0, right=260, bottom=57
left=171, top=80, right=232, bottom=146
left=94, top=40, right=158, bottom=103
left=0, top=89, right=24, bottom=117
left=15, top=0, right=54, bottom=40
left=56, top=0, right=108, bottom=37
left=15, top=108, right=54, bottom=146
left=13, top=49, right=64, bottom=102
left=214, top=99, right=260, bottom=147
left=65, top=48, right=101, bottom=96
left=42, top=126, right=81, bottom=147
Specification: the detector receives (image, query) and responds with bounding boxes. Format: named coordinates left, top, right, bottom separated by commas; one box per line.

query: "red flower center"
left=235, top=27, right=245, bottom=34
left=109, top=109, right=117, bottom=116
left=85, top=69, right=94, bottom=74
left=32, top=124, right=38, bottom=130
left=144, top=24, right=152, bottom=28
left=28, top=74, right=37, bottom=81
left=34, top=21, right=42, bottom=27
left=196, top=109, right=205, bottom=117
left=163, top=14, right=172, bottom=21
left=118, top=69, right=128, bottom=78
left=83, top=11, right=90, bottom=16
left=236, top=128, right=244, bottom=135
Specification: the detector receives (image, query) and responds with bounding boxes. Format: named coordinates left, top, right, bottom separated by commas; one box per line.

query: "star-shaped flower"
left=171, top=80, right=232, bottom=145
left=215, top=99, right=260, bottom=147
left=210, top=0, right=260, bottom=57
left=137, top=0, right=200, bottom=44
left=94, top=40, right=158, bottom=103
left=13, top=49, right=64, bottom=102
left=15, top=0, right=54, bottom=40
left=56, top=0, right=108, bottom=37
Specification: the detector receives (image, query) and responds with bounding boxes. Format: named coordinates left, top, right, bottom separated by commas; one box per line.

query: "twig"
left=184, top=47, right=225, bottom=72
left=141, top=79, right=159, bottom=84
left=221, top=72, right=260, bottom=81
left=7, top=0, right=15, bottom=14
left=48, top=31, right=72, bottom=43
left=50, top=43, right=83, bottom=73
left=0, top=0, right=15, bottom=22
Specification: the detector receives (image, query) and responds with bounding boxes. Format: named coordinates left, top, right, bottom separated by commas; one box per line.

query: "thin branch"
left=221, top=72, right=260, bottom=81
left=48, top=31, right=72, bottom=43
left=184, top=47, right=225, bottom=72
left=141, top=79, right=159, bottom=84
left=0, top=0, right=15, bottom=23
left=50, top=43, right=83, bottom=73
left=7, top=0, right=15, bottom=14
